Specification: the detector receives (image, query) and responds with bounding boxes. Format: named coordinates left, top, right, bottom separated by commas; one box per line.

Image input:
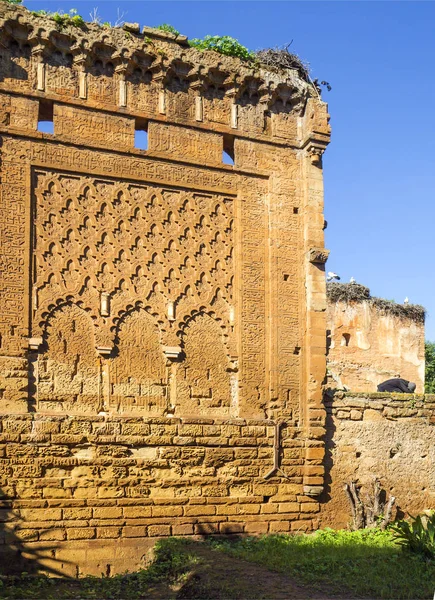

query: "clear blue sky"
left=25, top=0, right=435, bottom=338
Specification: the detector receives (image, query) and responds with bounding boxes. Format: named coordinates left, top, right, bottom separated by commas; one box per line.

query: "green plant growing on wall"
left=5, top=0, right=23, bottom=4
left=425, top=341, right=435, bottom=393
left=32, top=8, right=85, bottom=29
left=189, top=35, right=255, bottom=61
left=156, top=23, right=180, bottom=36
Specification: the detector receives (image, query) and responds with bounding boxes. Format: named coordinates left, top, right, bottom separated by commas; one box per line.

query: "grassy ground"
left=211, top=528, right=435, bottom=599
left=0, top=530, right=434, bottom=599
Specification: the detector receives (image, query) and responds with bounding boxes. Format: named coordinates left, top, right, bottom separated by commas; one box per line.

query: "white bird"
left=327, top=271, right=340, bottom=282
left=404, top=297, right=409, bottom=304
left=350, top=277, right=356, bottom=284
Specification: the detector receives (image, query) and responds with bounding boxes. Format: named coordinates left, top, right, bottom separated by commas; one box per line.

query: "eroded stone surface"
left=326, top=299, right=424, bottom=392
left=0, top=3, right=330, bottom=572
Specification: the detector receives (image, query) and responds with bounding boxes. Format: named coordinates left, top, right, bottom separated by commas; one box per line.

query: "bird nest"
left=326, top=283, right=426, bottom=323
left=255, top=47, right=310, bottom=81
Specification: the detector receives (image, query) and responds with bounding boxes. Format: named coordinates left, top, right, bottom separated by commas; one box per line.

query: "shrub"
left=32, top=9, right=85, bottom=29
left=156, top=24, right=180, bottom=36
left=390, top=512, right=435, bottom=559
left=189, top=35, right=254, bottom=61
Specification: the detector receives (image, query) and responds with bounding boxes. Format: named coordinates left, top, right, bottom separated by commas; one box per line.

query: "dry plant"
left=255, top=45, right=310, bottom=80
left=345, top=479, right=396, bottom=530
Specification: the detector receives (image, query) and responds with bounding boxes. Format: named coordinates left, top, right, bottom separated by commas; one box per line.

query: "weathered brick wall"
left=321, top=392, right=435, bottom=529
left=0, top=3, right=331, bottom=574
left=0, top=414, right=321, bottom=575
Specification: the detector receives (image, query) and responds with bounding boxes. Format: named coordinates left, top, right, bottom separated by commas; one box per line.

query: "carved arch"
left=38, top=302, right=100, bottom=414
left=176, top=312, right=234, bottom=418
left=109, top=306, right=168, bottom=415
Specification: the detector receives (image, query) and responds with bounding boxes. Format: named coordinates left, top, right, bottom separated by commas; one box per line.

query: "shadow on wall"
left=320, top=408, right=335, bottom=505
left=0, top=497, right=69, bottom=577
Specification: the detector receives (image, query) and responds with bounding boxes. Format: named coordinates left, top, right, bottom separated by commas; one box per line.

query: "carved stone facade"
left=0, top=4, right=331, bottom=573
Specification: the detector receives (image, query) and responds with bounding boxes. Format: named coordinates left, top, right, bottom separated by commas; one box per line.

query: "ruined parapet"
left=326, top=283, right=425, bottom=392
left=0, top=3, right=331, bottom=570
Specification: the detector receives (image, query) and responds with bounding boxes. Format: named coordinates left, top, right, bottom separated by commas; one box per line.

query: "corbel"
left=96, top=346, right=112, bottom=357
left=308, top=247, right=330, bottom=265
left=303, top=484, right=324, bottom=497
left=304, top=140, right=328, bottom=167
left=163, top=346, right=183, bottom=360
left=28, top=337, right=43, bottom=351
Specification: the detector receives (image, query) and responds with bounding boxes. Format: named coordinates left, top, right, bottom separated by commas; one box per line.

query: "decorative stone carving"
left=308, top=248, right=330, bottom=264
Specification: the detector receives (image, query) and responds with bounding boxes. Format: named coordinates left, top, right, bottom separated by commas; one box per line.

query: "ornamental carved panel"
left=32, top=168, right=236, bottom=415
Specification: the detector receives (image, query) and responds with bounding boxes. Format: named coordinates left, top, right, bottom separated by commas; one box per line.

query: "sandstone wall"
left=327, top=300, right=425, bottom=392
left=321, top=392, right=435, bottom=529
left=0, top=4, right=331, bottom=574
left=0, top=413, right=321, bottom=575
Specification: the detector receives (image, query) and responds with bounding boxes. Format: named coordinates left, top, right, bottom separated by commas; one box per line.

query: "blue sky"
left=26, top=0, right=435, bottom=338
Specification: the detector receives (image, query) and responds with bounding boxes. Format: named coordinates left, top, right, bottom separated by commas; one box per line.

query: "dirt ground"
left=165, top=543, right=354, bottom=600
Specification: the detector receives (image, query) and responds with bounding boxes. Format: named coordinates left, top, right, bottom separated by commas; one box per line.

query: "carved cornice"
left=0, top=4, right=316, bottom=111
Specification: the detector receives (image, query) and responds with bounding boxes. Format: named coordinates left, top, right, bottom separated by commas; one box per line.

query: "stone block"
left=220, top=522, right=244, bottom=534
left=97, top=527, right=122, bottom=538
left=148, top=525, right=171, bottom=537
left=173, top=524, right=194, bottom=535
left=123, top=526, right=146, bottom=538
left=66, top=528, right=96, bottom=540
left=93, top=507, right=123, bottom=519
left=269, top=521, right=290, bottom=532
left=123, top=506, right=152, bottom=519
left=184, top=505, right=216, bottom=517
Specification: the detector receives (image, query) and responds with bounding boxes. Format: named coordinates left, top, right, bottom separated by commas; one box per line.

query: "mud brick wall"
left=326, top=298, right=425, bottom=393
left=321, top=393, right=435, bottom=529
left=0, top=414, right=321, bottom=575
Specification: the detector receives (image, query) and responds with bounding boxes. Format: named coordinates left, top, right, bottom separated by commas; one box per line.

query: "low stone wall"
left=0, top=414, right=320, bottom=575
left=321, top=392, right=435, bottom=528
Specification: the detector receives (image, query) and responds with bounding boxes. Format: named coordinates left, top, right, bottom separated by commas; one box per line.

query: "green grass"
left=209, top=528, right=435, bottom=599
left=2, top=531, right=435, bottom=599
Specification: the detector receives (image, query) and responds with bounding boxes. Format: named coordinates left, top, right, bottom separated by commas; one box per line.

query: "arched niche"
left=177, top=313, right=232, bottom=418
left=38, top=303, right=99, bottom=414
left=110, top=307, right=168, bottom=415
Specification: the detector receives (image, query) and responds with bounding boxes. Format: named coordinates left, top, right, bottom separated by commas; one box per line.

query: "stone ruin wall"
left=0, top=4, right=331, bottom=574
left=326, top=299, right=425, bottom=393
left=321, top=392, right=435, bottom=529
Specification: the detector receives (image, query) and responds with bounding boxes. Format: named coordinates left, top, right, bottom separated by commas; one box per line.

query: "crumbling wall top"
left=0, top=1, right=318, bottom=113
left=327, top=282, right=425, bottom=324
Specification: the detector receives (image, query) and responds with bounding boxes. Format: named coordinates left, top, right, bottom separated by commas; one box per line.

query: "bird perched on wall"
left=326, top=272, right=340, bottom=282
left=350, top=277, right=356, bottom=284
left=404, top=297, right=409, bottom=304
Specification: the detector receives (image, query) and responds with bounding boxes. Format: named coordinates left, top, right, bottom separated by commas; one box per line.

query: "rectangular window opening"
left=135, top=119, right=148, bottom=150
left=222, top=134, right=235, bottom=166
left=38, top=100, right=54, bottom=134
